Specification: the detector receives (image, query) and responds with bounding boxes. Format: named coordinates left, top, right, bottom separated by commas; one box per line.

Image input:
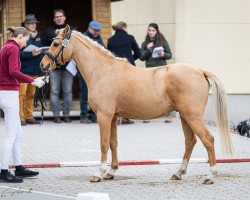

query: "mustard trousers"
left=19, top=77, right=37, bottom=120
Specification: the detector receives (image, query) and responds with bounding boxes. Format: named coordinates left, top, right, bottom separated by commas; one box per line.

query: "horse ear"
left=63, top=24, right=70, bottom=35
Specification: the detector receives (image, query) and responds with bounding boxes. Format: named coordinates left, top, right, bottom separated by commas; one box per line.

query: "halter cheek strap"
left=44, top=30, right=72, bottom=68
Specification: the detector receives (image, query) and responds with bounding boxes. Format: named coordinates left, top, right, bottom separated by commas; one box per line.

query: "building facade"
left=0, top=0, right=122, bottom=46
left=112, top=0, right=250, bottom=94
left=1, top=0, right=250, bottom=122
left=111, top=0, right=250, bottom=123
left=0, top=0, right=122, bottom=102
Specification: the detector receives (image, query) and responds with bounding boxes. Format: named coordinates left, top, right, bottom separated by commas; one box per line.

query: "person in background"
left=140, top=23, right=173, bottom=123
left=107, top=21, right=141, bottom=124
left=78, top=21, right=104, bottom=123
left=19, top=14, right=44, bottom=126
left=44, top=9, right=74, bottom=123
left=0, top=27, right=46, bottom=183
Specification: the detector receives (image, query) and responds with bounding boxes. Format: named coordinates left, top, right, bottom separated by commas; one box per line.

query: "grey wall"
left=205, top=94, right=250, bottom=126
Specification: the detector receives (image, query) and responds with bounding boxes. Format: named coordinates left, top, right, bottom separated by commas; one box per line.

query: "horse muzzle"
left=40, top=62, right=52, bottom=72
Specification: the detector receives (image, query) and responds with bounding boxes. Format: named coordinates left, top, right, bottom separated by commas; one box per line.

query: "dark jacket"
left=20, top=32, right=43, bottom=75
left=83, top=30, right=105, bottom=47
left=44, top=24, right=73, bottom=69
left=140, top=40, right=172, bottom=67
left=107, top=29, right=141, bottom=66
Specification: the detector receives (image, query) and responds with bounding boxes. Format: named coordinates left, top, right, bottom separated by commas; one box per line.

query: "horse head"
left=40, top=24, right=73, bottom=72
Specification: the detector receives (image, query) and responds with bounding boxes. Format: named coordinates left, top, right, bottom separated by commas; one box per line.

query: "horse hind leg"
left=187, top=118, right=217, bottom=185
left=171, top=116, right=197, bottom=181
left=104, top=116, right=119, bottom=180
left=202, top=126, right=218, bottom=185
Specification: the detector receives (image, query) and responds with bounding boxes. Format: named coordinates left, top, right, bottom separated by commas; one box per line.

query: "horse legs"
left=90, top=114, right=112, bottom=182
left=104, top=116, right=119, bottom=180
left=171, top=116, right=197, bottom=181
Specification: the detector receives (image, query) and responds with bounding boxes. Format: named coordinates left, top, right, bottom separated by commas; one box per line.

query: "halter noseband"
left=44, top=30, right=72, bottom=68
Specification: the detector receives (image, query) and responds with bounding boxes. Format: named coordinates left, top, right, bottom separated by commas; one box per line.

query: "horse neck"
left=71, top=33, right=111, bottom=84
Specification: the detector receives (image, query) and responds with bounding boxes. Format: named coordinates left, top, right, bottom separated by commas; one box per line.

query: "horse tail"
left=201, top=69, right=234, bottom=156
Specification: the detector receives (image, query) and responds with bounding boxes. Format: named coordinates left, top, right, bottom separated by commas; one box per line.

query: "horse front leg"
left=104, top=116, right=119, bottom=180
left=90, top=114, right=112, bottom=182
left=171, top=116, right=197, bottom=181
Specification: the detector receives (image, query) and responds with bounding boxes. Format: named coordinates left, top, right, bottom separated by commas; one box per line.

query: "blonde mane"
left=73, top=30, right=129, bottom=63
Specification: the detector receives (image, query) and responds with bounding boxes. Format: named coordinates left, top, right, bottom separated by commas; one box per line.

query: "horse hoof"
left=202, top=178, right=214, bottom=185
left=104, top=173, right=114, bottom=180
left=170, top=174, right=181, bottom=180
left=90, top=176, right=101, bottom=183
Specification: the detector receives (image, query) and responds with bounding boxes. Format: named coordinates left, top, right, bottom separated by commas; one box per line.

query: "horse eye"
left=53, top=42, right=59, bottom=47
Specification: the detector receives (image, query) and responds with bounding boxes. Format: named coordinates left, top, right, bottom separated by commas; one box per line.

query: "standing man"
left=78, top=21, right=104, bottom=123
left=44, top=9, right=73, bottom=123
left=19, top=14, right=43, bottom=126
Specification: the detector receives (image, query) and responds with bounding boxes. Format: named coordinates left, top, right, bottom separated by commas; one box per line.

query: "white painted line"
left=159, top=158, right=207, bottom=164
left=60, top=161, right=100, bottom=167
left=76, top=192, right=110, bottom=200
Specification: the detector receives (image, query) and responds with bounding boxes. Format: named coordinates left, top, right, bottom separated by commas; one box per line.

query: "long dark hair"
left=143, top=23, right=166, bottom=47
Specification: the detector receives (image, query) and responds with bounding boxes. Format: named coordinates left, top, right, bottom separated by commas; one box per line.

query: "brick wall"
left=92, top=0, right=112, bottom=44
left=0, top=0, right=24, bottom=46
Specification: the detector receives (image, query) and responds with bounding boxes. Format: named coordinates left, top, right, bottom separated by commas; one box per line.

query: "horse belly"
left=119, top=99, right=171, bottom=120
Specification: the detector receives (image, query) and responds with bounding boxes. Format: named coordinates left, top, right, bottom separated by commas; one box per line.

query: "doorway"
left=25, top=0, right=92, bottom=99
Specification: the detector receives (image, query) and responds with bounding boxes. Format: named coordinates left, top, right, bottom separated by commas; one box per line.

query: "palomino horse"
left=40, top=25, right=234, bottom=184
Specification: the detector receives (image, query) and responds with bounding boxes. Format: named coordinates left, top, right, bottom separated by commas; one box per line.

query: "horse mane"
left=72, top=30, right=129, bottom=64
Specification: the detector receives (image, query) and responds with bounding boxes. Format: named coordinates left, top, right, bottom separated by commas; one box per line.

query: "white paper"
left=152, top=46, right=164, bottom=58
left=23, top=45, right=50, bottom=52
left=66, top=60, right=78, bottom=76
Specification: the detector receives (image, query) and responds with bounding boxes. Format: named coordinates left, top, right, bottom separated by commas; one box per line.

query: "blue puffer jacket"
left=20, top=32, right=43, bottom=75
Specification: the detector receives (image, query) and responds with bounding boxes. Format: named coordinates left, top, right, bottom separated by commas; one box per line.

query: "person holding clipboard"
left=19, top=14, right=44, bottom=125
left=140, top=23, right=173, bottom=123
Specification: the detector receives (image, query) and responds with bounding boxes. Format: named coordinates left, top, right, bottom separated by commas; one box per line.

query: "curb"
left=9, top=158, right=250, bottom=169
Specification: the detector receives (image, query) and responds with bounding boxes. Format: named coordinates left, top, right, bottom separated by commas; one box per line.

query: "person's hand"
left=32, top=50, right=42, bottom=56
left=158, top=51, right=164, bottom=57
left=31, top=78, right=45, bottom=88
left=147, top=42, right=154, bottom=50
left=36, top=76, right=49, bottom=83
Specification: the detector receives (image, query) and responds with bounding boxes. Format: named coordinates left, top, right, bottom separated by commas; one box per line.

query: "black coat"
left=107, top=29, right=141, bottom=66
left=20, top=32, right=43, bottom=75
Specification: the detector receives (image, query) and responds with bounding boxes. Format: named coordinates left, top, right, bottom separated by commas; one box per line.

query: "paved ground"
left=0, top=115, right=250, bottom=200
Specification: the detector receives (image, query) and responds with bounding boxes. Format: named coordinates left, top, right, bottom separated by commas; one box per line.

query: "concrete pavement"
left=0, top=116, right=250, bottom=200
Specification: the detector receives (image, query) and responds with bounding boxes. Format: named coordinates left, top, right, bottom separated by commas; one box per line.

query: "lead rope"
left=34, top=72, right=50, bottom=125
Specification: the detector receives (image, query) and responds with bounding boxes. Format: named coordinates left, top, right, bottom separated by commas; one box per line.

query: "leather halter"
left=44, top=30, right=72, bottom=68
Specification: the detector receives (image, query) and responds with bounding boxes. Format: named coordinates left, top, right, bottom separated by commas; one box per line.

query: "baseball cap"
left=89, top=21, right=102, bottom=31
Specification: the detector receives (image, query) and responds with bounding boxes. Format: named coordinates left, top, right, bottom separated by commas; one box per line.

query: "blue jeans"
left=50, top=69, right=73, bottom=116
left=78, top=72, right=96, bottom=119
